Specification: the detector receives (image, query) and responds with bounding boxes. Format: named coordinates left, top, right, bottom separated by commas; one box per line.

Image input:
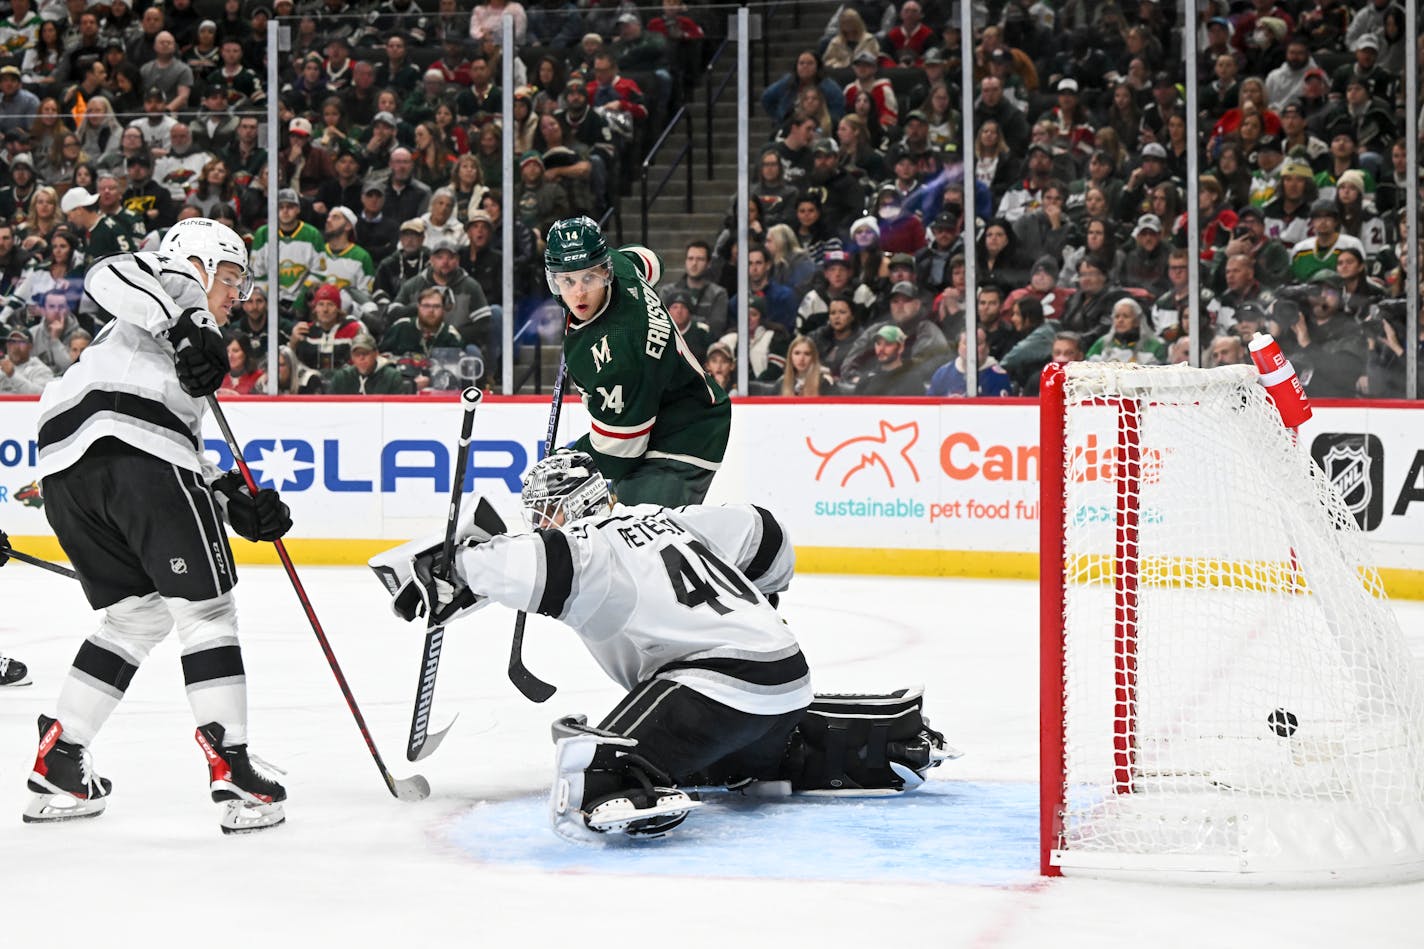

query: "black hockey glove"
left=0, top=527, right=9, bottom=566
left=211, top=470, right=293, bottom=543
left=169, top=307, right=227, bottom=397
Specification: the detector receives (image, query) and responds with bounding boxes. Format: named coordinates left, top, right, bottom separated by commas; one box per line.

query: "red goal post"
left=1039, top=361, right=1424, bottom=885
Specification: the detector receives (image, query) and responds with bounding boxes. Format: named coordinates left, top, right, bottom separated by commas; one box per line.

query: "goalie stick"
left=507, top=360, right=563, bottom=703
left=406, top=387, right=483, bottom=762
left=205, top=395, right=430, bottom=802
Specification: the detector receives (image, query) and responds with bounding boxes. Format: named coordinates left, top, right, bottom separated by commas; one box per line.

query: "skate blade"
left=1, top=678, right=33, bottom=687
left=220, top=801, right=285, bottom=835
left=22, top=792, right=107, bottom=823
left=586, top=795, right=704, bottom=835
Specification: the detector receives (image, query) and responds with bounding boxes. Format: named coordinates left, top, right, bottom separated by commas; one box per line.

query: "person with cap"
left=192, top=82, right=239, bottom=155
left=460, top=209, right=501, bottom=304
left=514, top=149, right=570, bottom=237
left=376, top=219, right=430, bottom=299
left=1116, top=212, right=1171, bottom=296
left=120, top=151, right=178, bottom=230
left=0, top=149, right=37, bottom=220
left=1044, top=78, right=1097, bottom=163
left=350, top=180, right=397, bottom=277
left=823, top=7, right=880, bottom=70
left=251, top=188, right=325, bottom=307
left=1262, top=154, right=1318, bottom=246
left=1312, top=122, right=1373, bottom=203
left=1331, top=169, right=1388, bottom=257
left=0, top=324, right=53, bottom=391
left=290, top=280, right=366, bottom=376
left=185, top=20, right=222, bottom=89
left=914, top=210, right=962, bottom=295
left=1289, top=199, right=1365, bottom=282
left=1116, top=141, right=1178, bottom=222
left=610, top=9, right=668, bottom=81
left=851, top=324, right=927, bottom=396
left=1330, top=31, right=1394, bottom=102
left=139, top=31, right=192, bottom=113
left=307, top=205, right=376, bottom=299
left=796, top=246, right=877, bottom=335
left=280, top=114, right=340, bottom=201
left=1247, top=136, right=1287, bottom=206
left=0, top=64, right=38, bottom=136
left=1326, top=77, right=1397, bottom=170
left=840, top=279, right=949, bottom=389
left=386, top=235, right=492, bottom=349
left=327, top=330, right=408, bottom=395
left=660, top=287, right=710, bottom=365
left=127, top=85, right=177, bottom=153
left=61, top=185, right=136, bottom=262
left=312, top=146, right=367, bottom=222
left=842, top=47, right=898, bottom=130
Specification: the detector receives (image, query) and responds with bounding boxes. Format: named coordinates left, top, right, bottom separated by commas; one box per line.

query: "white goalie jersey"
left=35, top=252, right=220, bottom=481
left=458, top=503, right=813, bottom=717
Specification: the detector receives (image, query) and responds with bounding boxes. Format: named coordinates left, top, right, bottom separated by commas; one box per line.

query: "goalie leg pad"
left=549, top=731, right=701, bottom=844
left=781, top=687, right=959, bottom=795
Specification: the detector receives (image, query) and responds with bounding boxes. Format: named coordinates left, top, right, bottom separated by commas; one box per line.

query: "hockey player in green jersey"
left=545, top=216, right=731, bottom=506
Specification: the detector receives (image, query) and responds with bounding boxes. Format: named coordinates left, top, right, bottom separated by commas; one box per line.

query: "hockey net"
left=1039, top=361, right=1424, bottom=884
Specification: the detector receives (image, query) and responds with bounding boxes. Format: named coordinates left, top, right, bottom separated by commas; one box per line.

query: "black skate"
left=23, top=715, right=112, bottom=823
left=194, top=722, right=287, bottom=835
left=0, top=655, right=30, bottom=687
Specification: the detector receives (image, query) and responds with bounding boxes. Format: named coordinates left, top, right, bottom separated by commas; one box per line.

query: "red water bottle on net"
left=1248, top=332, right=1312, bottom=430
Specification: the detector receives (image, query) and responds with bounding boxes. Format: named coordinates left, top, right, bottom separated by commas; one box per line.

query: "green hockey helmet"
left=545, top=216, right=611, bottom=295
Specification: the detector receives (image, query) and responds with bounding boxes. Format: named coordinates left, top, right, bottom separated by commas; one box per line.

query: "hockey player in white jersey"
left=23, top=218, right=293, bottom=834
left=373, top=450, right=954, bottom=843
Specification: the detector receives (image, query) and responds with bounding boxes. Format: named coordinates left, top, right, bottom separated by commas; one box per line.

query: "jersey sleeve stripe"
left=744, top=505, right=785, bottom=581
left=590, top=418, right=656, bottom=437
left=38, top=387, right=199, bottom=453
left=535, top=529, right=576, bottom=618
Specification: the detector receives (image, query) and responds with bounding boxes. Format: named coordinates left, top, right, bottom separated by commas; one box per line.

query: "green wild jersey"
left=251, top=221, right=325, bottom=302
left=563, top=246, right=731, bottom=480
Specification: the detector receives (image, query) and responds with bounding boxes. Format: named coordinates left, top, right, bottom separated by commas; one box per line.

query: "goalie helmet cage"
left=1038, top=361, right=1424, bottom=885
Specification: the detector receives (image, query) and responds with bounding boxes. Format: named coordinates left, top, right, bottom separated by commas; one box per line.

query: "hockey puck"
left=1267, top=708, right=1299, bottom=738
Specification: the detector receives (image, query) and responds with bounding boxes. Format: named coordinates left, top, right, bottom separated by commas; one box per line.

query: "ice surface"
left=0, top=566, right=1418, bottom=946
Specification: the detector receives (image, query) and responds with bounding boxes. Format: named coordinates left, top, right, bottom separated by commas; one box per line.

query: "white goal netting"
left=1049, top=362, right=1424, bottom=883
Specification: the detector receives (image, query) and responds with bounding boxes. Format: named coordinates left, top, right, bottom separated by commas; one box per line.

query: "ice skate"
left=0, top=655, right=31, bottom=686
left=584, top=786, right=703, bottom=838
left=23, top=715, right=111, bottom=823
left=194, top=722, right=287, bottom=835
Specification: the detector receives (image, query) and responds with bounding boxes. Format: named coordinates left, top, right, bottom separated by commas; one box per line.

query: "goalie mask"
left=160, top=217, right=254, bottom=300
left=521, top=450, right=610, bottom=529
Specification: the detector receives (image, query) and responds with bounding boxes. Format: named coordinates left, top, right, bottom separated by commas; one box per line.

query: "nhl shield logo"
left=1311, top=433, right=1384, bottom=531
left=170, top=557, right=188, bottom=575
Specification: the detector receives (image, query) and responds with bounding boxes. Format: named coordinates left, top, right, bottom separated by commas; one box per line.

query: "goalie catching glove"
left=168, top=307, right=228, bottom=397
left=210, top=471, right=293, bottom=543
left=368, top=496, right=508, bottom=626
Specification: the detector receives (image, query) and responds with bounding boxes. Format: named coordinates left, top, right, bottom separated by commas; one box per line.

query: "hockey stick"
left=406, top=386, right=482, bottom=762
left=0, top=543, right=79, bottom=580
left=506, top=359, right=563, bottom=703
left=204, top=396, right=430, bottom=802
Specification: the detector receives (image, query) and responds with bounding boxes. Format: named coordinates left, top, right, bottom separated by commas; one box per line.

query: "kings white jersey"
left=35, top=252, right=221, bottom=480
left=458, top=503, right=811, bottom=716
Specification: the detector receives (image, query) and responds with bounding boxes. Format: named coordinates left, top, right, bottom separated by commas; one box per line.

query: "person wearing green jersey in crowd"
left=545, top=215, right=731, bottom=506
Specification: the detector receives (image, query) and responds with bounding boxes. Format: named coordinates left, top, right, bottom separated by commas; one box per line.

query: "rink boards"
left=0, top=394, right=1420, bottom=597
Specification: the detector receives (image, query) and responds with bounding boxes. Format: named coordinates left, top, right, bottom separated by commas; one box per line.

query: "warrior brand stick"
left=507, top=360, right=563, bottom=703
left=406, top=386, right=483, bottom=762
left=206, top=396, right=430, bottom=802
left=0, top=543, right=79, bottom=580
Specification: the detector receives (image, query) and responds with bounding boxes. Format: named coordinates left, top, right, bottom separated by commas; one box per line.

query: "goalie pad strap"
left=782, top=688, right=934, bottom=793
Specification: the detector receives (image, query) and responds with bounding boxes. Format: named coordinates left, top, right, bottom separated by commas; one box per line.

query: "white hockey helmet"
left=520, top=449, right=610, bottom=529
left=159, top=217, right=253, bottom=300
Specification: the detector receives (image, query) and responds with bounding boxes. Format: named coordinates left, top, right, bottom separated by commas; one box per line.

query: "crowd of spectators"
left=658, top=0, right=1422, bottom=400
left=0, top=0, right=711, bottom=395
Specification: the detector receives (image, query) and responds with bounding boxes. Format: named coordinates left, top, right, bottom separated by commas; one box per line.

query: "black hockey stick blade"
left=508, top=612, right=557, bottom=703
left=408, top=711, right=458, bottom=762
